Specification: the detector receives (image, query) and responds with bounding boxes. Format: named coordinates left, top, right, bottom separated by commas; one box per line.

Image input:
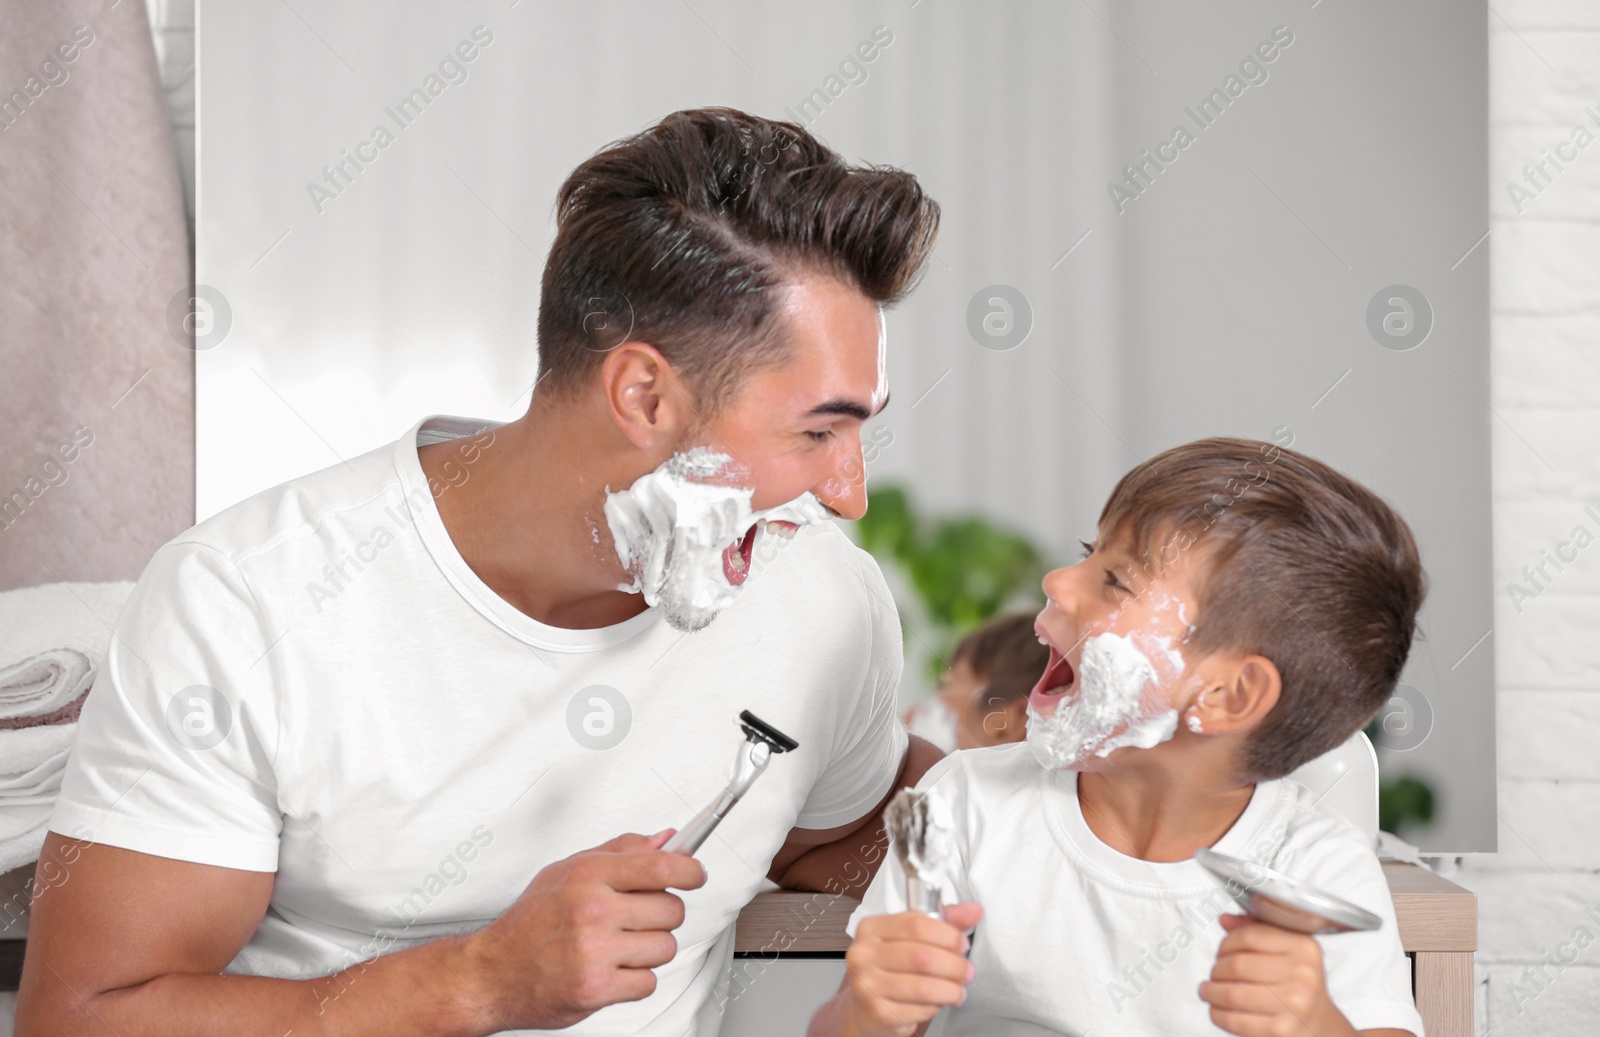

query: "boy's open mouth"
left=720, top=519, right=801, bottom=585
left=1031, top=621, right=1077, bottom=700
left=1033, top=646, right=1076, bottom=698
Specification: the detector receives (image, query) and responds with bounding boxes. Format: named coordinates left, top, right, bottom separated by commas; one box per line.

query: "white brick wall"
left=1460, top=6, right=1600, bottom=1035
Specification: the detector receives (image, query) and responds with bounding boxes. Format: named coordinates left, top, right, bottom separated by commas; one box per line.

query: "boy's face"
left=1027, top=526, right=1207, bottom=770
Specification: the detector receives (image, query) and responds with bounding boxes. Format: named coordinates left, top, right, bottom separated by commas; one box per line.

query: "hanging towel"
left=0, top=0, right=194, bottom=592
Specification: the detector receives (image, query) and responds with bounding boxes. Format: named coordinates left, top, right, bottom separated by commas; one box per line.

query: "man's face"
left=1027, top=528, right=1205, bottom=769
left=693, top=274, right=889, bottom=519
left=603, top=274, right=889, bottom=631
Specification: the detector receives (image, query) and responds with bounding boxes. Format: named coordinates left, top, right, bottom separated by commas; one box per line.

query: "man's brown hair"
left=1098, top=436, right=1426, bottom=779
left=952, top=612, right=1051, bottom=705
left=536, top=107, right=940, bottom=412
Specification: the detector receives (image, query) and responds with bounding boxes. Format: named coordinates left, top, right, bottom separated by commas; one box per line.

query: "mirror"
left=198, top=0, right=1492, bottom=851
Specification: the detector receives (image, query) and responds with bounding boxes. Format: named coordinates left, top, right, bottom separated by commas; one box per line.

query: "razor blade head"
left=739, top=710, right=798, bottom=753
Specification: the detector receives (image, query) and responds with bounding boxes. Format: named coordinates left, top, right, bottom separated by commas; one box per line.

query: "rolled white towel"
left=0, top=581, right=133, bottom=718
left=0, top=649, right=94, bottom=726
left=0, top=726, right=77, bottom=875
left=0, top=581, right=134, bottom=874
left=0, top=724, right=76, bottom=805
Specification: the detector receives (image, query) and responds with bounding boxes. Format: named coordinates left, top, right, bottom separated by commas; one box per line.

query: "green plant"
left=854, top=484, right=1048, bottom=679
left=1364, top=718, right=1438, bottom=836
left=1376, top=775, right=1435, bottom=835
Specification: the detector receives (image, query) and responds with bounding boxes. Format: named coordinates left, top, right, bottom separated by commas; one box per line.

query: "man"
left=17, top=107, right=944, bottom=1035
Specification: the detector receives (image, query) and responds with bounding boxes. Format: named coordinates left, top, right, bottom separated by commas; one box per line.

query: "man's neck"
left=1074, top=755, right=1257, bottom=863
left=419, top=406, right=651, bottom=630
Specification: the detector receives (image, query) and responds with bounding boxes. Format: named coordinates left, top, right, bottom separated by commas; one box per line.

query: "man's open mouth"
left=721, top=519, right=800, bottom=586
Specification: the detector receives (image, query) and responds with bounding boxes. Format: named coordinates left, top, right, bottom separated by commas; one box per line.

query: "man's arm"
left=17, top=827, right=706, bottom=1037
left=766, top=734, right=944, bottom=896
left=16, top=832, right=490, bottom=1037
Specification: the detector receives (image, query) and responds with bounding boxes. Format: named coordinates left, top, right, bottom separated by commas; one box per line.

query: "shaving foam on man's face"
left=1026, top=534, right=1203, bottom=770
left=603, top=449, right=827, bottom=632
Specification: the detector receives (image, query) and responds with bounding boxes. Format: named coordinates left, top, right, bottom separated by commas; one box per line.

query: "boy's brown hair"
left=536, top=107, right=941, bottom=413
left=952, top=612, right=1051, bottom=705
left=1098, top=436, right=1425, bottom=779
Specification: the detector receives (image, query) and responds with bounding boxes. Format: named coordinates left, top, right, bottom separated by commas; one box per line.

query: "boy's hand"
left=1199, top=913, right=1360, bottom=1037
left=838, top=903, right=983, bottom=1037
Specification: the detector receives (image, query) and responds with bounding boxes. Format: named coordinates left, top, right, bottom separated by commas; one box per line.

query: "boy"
left=904, top=612, right=1050, bottom=753
left=810, top=437, right=1427, bottom=1037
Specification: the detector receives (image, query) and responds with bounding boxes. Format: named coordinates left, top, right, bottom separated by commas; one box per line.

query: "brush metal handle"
left=907, top=873, right=979, bottom=965
left=905, top=873, right=942, bottom=916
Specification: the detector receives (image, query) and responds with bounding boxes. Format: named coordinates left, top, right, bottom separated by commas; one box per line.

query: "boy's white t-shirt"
left=847, top=743, right=1425, bottom=1037
left=50, top=414, right=908, bottom=1036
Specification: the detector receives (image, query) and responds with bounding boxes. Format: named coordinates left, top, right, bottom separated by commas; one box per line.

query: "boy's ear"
left=1189, top=654, right=1281, bottom=735
left=601, top=341, right=696, bottom=449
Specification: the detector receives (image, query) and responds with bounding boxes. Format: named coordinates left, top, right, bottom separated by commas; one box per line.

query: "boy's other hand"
left=1199, top=913, right=1361, bottom=1037
left=839, top=903, right=983, bottom=1037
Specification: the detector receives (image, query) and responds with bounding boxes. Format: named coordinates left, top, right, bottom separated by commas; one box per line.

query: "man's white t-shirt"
left=847, top=743, right=1425, bottom=1037
left=50, top=414, right=908, bottom=1036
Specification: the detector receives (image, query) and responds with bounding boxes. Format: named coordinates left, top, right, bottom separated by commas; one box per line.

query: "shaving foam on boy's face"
left=603, top=448, right=828, bottom=632
left=1026, top=534, right=1204, bottom=770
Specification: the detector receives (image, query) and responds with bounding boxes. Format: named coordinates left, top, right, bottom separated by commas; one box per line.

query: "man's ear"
left=1187, top=654, right=1281, bottom=736
left=600, top=341, right=695, bottom=449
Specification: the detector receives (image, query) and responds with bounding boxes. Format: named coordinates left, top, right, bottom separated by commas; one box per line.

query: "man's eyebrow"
left=803, top=390, right=891, bottom=421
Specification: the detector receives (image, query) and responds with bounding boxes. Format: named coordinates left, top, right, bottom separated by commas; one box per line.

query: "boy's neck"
left=1074, top=761, right=1258, bottom=864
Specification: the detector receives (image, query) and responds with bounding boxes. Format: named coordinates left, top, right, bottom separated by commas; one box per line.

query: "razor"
left=664, top=710, right=798, bottom=856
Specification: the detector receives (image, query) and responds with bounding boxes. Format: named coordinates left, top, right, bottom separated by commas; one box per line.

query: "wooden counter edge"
left=734, top=891, right=862, bottom=954
left=1383, top=861, right=1477, bottom=953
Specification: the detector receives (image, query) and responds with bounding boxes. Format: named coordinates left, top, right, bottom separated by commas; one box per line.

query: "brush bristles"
left=885, top=789, right=929, bottom=877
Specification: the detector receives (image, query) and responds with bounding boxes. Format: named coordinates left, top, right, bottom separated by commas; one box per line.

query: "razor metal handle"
left=663, top=790, right=741, bottom=855
left=664, top=740, right=773, bottom=857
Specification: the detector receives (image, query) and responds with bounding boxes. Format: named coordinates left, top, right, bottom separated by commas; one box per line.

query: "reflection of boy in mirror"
left=905, top=612, right=1049, bottom=752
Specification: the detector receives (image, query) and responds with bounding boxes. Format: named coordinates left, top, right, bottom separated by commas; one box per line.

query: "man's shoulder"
left=776, top=518, right=876, bottom=568
left=174, top=433, right=408, bottom=566
left=749, top=520, right=892, bottom=615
